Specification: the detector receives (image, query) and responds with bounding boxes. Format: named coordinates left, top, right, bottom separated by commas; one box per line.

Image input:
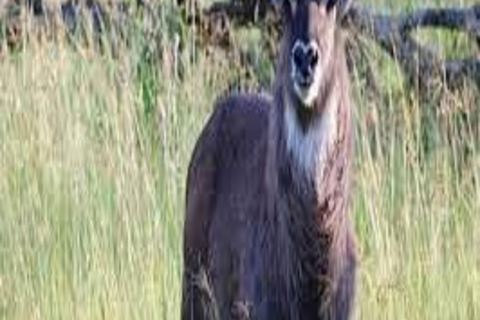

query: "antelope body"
left=182, top=0, right=357, bottom=319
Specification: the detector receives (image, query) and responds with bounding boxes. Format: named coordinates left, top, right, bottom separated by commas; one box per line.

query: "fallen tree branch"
left=345, top=5, right=480, bottom=92
left=184, top=1, right=480, bottom=92
left=399, top=5, right=480, bottom=38
left=2, top=0, right=479, bottom=93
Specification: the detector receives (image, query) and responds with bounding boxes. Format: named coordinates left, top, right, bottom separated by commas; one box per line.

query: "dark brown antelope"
left=182, top=0, right=356, bottom=319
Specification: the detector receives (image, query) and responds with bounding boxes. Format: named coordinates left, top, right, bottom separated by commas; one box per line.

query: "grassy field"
left=0, top=0, right=479, bottom=319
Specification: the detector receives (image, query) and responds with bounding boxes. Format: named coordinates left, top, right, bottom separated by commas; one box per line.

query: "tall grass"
left=0, top=0, right=479, bottom=319
left=0, top=34, right=220, bottom=318
left=351, top=50, right=480, bottom=319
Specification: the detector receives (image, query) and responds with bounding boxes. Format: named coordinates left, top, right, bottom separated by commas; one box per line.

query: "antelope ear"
left=271, top=0, right=293, bottom=22
left=326, top=0, right=354, bottom=19
left=326, top=1, right=337, bottom=22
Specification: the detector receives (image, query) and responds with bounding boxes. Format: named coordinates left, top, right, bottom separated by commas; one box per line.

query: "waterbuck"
left=182, top=0, right=356, bottom=319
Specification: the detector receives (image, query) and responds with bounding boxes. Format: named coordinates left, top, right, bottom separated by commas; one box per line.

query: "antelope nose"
left=292, top=41, right=319, bottom=86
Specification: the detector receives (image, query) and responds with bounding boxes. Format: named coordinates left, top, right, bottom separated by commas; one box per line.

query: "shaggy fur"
left=182, top=1, right=357, bottom=319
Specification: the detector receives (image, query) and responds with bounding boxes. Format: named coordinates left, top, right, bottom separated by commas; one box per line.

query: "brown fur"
left=182, top=1, right=357, bottom=319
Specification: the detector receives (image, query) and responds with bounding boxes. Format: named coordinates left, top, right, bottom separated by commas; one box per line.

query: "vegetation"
left=0, top=0, right=478, bottom=319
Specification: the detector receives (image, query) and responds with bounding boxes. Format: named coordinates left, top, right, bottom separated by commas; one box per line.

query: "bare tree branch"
left=2, top=0, right=478, bottom=92
left=345, top=5, right=480, bottom=92
left=186, top=1, right=480, bottom=92
left=399, top=5, right=480, bottom=37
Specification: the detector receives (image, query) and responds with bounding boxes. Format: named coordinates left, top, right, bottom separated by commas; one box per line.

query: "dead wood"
left=2, top=0, right=478, bottom=93
left=183, top=1, right=480, bottom=93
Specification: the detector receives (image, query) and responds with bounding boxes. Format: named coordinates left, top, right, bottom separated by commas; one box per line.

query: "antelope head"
left=276, top=0, right=353, bottom=109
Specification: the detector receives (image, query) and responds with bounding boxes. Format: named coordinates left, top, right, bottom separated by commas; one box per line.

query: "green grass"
left=0, top=1, right=479, bottom=319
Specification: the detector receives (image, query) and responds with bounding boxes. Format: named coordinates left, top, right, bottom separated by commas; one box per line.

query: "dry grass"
left=0, top=0, right=479, bottom=319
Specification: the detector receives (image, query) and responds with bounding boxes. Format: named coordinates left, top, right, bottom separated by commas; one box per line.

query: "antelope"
left=182, top=0, right=357, bottom=319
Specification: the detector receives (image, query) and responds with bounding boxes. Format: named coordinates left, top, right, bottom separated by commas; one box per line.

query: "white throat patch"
left=284, top=84, right=340, bottom=183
